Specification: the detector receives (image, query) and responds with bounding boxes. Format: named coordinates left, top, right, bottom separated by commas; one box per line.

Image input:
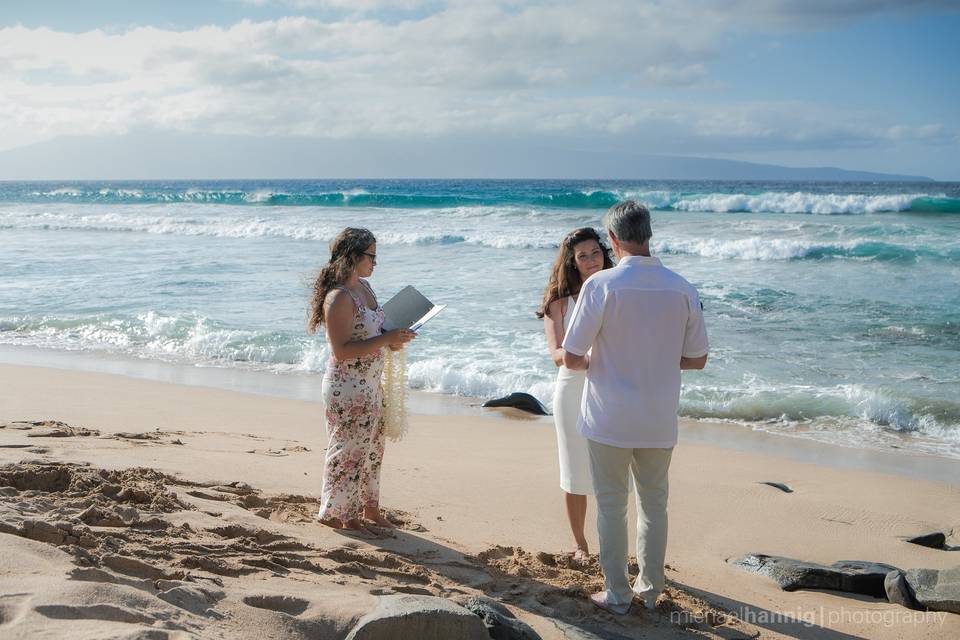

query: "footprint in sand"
left=245, top=445, right=312, bottom=456
left=67, top=566, right=154, bottom=592
left=32, top=603, right=156, bottom=624
left=2, top=420, right=72, bottom=431
left=321, top=547, right=433, bottom=585
left=206, top=524, right=288, bottom=545
left=185, top=489, right=232, bottom=502
left=0, top=593, right=31, bottom=627
left=242, top=594, right=310, bottom=616
left=157, top=584, right=226, bottom=618
left=246, top=448, right=289, bottom=456
left=0, top=444, right=50, bottom=454
left=3, top=421, right=99, bottom=438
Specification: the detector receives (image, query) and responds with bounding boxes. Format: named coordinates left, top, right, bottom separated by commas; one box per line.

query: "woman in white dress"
left=537, top=227, right=614, bottom=560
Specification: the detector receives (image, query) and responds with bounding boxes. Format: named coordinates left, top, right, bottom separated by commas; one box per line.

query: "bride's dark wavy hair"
left=308, top=227, right=376, bottom=333
left=536, top=227, right=613, bottom=319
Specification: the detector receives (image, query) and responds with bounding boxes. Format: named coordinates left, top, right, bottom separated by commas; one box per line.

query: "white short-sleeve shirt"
left=561, top=255, right=708, bottom=448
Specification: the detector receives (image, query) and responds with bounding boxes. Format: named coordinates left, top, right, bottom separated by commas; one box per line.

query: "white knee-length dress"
left=552, top=296, right=594, bottom=495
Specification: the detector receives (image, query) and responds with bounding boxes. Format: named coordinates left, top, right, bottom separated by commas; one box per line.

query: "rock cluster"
left=735, top=553, right=959, bottom=615
left=884, top=566, right=960, bottom=614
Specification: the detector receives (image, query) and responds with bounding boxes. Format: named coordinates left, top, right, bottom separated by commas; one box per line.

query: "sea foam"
left=8, top=183, right=957, bottom=214
left=668, top=192, right=921, bottom=214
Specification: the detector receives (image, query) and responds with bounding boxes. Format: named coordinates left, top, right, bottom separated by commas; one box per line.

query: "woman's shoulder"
left=324, top=286, right=351, bottom=306
left=546, top=296, right=566, bottom=318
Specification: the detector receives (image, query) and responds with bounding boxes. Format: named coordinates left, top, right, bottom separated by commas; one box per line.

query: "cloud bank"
left=0, top=1, right=953, bottom=164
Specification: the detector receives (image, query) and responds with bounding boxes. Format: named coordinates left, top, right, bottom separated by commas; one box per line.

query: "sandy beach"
left=1, top=362, right=957, bottom=639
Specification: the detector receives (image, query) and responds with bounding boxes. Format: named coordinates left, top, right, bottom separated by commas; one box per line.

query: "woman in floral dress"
left=308, top=228, right=416, bottom=537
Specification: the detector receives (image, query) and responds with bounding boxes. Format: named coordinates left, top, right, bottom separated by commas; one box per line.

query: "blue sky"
left=1, top=1, right=958, bottom=179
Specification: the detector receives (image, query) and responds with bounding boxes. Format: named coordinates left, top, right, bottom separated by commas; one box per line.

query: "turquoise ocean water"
left=1, top=179, right=958, bottom=459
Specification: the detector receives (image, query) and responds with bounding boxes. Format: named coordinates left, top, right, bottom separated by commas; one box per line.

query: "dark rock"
left=482, top=393, right=549, bottom=415
left=734, top=554, right=899, bottom=597
left=759, top=482, right=793, bottom=493
left=346, top=595, right=489, bottom=640
left=459, top=596, right=541, bottom=640
left=552, top=620, right=634, bottom=640
left=904, top=566, right=960, bottom=614
left=906, top=532, right=947, bottom=550
left=458, top=595, right=515, bottom=619
left=885, top=570, right=920, bottom=610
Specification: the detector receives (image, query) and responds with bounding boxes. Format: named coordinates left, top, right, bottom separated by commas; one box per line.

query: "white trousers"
left=587, top=440, right=673, bottom=606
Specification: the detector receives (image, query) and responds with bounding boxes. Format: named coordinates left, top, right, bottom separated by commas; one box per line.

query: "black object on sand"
left=482, top=392, right=549, bottom=416
left=759, top=481, right=793, bottom=493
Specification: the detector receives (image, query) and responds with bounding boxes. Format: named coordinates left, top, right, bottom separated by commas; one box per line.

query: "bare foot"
left=318, top=516, right=373, bottom=536
left=590, top=591, right=632, bottom=615
left=363, top=508, right=398, bottom=530
left=342, top=518, right=381, bottom=538
left=370, top=515, right=398, bottom=530
left=318, top=516, right=343, bottom=529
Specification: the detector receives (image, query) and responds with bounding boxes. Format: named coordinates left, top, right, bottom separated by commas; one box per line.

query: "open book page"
left=381, top=285, right=446, bottom=332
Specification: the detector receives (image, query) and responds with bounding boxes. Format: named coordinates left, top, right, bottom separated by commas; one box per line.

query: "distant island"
left=0, top=133, right=933, bottom=182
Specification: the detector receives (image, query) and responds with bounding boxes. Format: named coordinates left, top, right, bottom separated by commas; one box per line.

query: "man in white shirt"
left=562, top=200, right=708, bottom=615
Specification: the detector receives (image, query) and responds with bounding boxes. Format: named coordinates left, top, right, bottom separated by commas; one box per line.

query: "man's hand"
left=680, top=354, right=707, bottom=370
left=562, top=350, right=590, bottom=371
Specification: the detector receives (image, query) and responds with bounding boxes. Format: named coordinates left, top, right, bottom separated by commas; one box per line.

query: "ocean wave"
left=654, top=237, right=957, bottom=262
left=406, top=356, right=554, bottom=404
left=680, top=381, right=960, bottom=456
left=909, top=196, right=960, bottom=214
left=0, top=208, right=564, bottom=248
left=530, top=190, right=621, bottom=208
left=0, top=313, right=557, bottom=403
left=7, top=184, right=958, bottom=213
left=4, top=207, right=956, bottom=256
left=667, top=192, right=923, bottom=214
left=18, top=187, right=491, bottom=209
left=3, top=312, right=958, bottom=457
left=867, top=322, right=960, bottom=348
left=0, top=313, right=318, bottom=370
left=0, top=212, right=339, bottom=241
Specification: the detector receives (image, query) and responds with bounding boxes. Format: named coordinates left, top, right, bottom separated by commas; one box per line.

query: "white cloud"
left=0, top=2, right=954, bottom=154
left=886, top=123, right=943, bottom=141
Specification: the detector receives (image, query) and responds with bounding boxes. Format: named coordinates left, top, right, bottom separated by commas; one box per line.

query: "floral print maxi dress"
left=318, top=282, right=387, bottom=522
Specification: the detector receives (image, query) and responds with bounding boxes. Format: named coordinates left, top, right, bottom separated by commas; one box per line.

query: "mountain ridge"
left=0, top=134, right=934, bottom=182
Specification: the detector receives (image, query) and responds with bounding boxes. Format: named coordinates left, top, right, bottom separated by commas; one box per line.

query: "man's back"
left=562, top=255, right=708, bottom=448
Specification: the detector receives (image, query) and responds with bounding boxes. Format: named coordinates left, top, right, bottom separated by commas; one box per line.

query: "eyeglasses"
left=363, top=252, right=377, bottom=264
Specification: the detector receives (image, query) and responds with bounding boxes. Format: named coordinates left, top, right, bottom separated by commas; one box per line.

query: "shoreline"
left=1, top=344, right=957, bottom=484
left=0, top=360, right=958, bottom=638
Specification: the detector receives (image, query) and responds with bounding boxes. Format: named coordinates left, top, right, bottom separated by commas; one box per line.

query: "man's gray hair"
left=603, top=200, right=652, bottom=246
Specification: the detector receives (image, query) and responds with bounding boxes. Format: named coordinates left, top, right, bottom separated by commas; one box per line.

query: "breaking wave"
left=5, top=183, right=959, bottom=214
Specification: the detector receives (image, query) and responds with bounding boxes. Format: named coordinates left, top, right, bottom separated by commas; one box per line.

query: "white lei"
left=382, top=347, right=409, bottom=441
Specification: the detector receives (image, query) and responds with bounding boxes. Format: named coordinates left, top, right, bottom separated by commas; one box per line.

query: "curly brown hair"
left=307, top=227, right=376, bottom=333
left=536, top=227, right=614, bottom=319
